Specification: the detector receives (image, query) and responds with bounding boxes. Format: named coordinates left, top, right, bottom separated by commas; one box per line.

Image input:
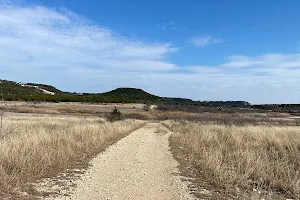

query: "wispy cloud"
left=1, top=2, right=300, bottom=103
left=156, top=19, right=178, bottom=31
left=0, top=3, right=177, bottom=74
left=223, top=54, right=300, bottom=68
left=156, top=24, right=167, bottom=31
left=189, top=35, right=224, bottom=47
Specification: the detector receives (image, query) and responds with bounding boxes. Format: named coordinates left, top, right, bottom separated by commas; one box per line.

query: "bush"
left=106, top=107, right=122, bottom=122
left=143, top=103, right=150, bottom=111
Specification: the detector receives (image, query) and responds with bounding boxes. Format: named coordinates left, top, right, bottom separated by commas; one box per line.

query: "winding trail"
left=56, top=123, right=194, bottom=200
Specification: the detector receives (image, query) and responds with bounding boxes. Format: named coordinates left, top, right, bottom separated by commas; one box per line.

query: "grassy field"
left=0, top=114, right=144, bottom=199
left=0, top=101, right=145, bottom=115
left=166, top=120, right=300, bottom=199
left=1, top=101, right=300, bottom=199
left=1, top=101, right=299, bottom=125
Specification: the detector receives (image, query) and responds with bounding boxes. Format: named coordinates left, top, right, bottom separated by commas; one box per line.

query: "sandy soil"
left=51, top=123, right=194, bottom=200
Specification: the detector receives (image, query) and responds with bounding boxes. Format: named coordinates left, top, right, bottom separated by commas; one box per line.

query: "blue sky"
left=1, top=0, right=300, bottom=103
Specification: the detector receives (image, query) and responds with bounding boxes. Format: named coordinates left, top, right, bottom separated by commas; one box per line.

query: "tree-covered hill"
left=102, top=88, right=162, bottom=102
left=0, top=79, right=163, bottom=103
left=0, top=79, right=251, bottom=107
left=0, top=80, right=63, bottom=95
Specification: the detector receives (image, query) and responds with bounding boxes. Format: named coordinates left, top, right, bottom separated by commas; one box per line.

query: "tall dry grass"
left=166, top=121, right=300, bottom=199
left=0, top=115, right=144, bottom=198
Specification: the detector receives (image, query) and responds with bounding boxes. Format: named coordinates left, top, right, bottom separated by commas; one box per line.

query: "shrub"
left=143, top=103, right=150, bottom=111
left=106, top=107, right=122, bottom=122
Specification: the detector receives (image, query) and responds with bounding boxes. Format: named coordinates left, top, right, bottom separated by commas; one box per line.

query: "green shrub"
left=106, top=107, right=122, bottom=122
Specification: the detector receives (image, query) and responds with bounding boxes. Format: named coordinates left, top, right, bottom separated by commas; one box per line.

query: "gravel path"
left=55, top=123, right=194, bottom=200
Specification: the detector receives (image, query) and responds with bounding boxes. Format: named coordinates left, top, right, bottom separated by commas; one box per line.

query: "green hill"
left=0, top=79, right=251, bottom=107
left=102, top=88, right=162, bottom=102
left=0, top=80, right=63, bottom=95
left=0, top=79, right=162, bottom=103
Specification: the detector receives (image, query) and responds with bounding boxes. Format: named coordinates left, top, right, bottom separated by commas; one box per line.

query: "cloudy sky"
left=1, top=0, right=300, bottom=104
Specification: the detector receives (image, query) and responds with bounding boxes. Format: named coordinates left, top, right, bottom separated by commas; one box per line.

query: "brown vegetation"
left=2, top=101, right=300, bottom=199
left=0, top=101, right=145, bottom=116
left=166, top=120, right=300, bottom=199
left=1, top=101, right=300, bottom=126
left=0, top=114, right=144, bottom=199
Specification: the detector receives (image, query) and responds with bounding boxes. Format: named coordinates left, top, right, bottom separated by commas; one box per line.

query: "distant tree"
left=106, top=107, right=122, bottom=122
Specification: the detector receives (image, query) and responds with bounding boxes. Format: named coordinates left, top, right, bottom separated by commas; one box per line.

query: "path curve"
left=56, top=123, right=194, bottom=200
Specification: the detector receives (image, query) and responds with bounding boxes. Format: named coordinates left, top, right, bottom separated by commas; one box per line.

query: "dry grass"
left=0, top=114, right=144, bottom=199
left=166, top=120, right=300, bottom=199
left=2, top=101, right=299, bottom=126
left=0, top=101, right=145, bottom=116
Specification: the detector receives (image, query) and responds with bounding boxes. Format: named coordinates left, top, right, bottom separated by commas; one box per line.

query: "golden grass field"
left=0, top=114, right=144, bottom=199
left=1, top=101, right=300, bottom=199
left=1, top=101, right=299, bottom=123
left=166, top=120, right=300, bottom=199
left=0, top=101, right=145, bottom=116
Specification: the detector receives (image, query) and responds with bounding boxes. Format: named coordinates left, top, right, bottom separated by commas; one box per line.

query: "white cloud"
left=189, top=35, right=223, bottom=47
left=186, top=66, right=223, bottom=74
left=1, top=2, right=300, bottom=104
left=156, top=19, right=177, bottom=31
left=0, top=3, right=177, bottom=74
left=223, top=53, right=300, bottom=69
